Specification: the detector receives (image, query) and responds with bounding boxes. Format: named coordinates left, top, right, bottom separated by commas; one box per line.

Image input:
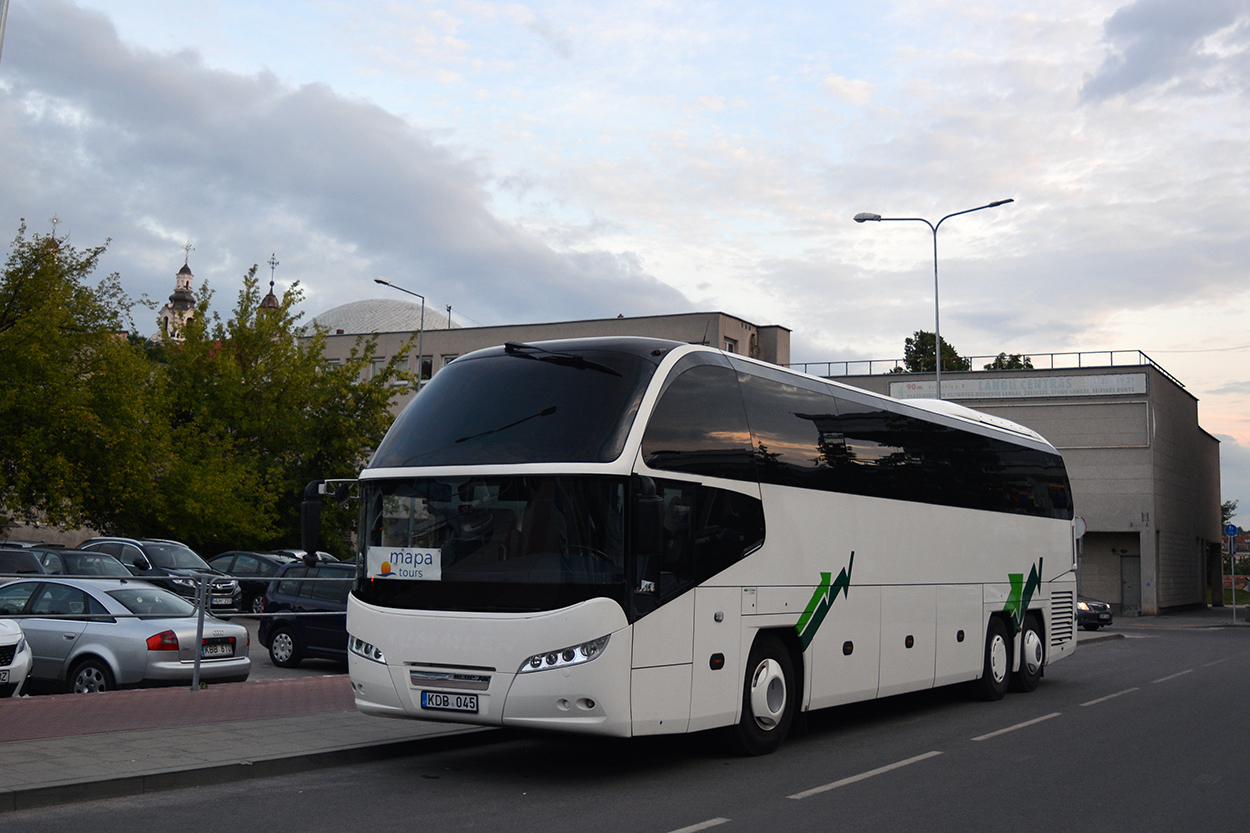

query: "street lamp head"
left=988, top=199, right=1014, bottom=208
left=854, top=213, right=882, bottom=223
left=373, top=278, right=390, bottom=287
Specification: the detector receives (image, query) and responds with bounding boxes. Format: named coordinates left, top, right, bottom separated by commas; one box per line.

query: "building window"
left=441, top=354, right=458, bottom=368
left=724, top=338, right=738, bottom=353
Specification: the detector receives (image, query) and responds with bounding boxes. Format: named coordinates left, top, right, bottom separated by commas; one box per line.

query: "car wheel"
left=1081, top=623, right=1100, bottom=631
left=1010, top=615, right=1044, bottom=692
left=250, top=595, right=265, bottom=615
left=268, top=628, right=303, bottom=668
left=971, top=617, right=1011, bottom=701
left=729, top=632, right=796, bottom=756
left=70, top=658, right=115, bottom=694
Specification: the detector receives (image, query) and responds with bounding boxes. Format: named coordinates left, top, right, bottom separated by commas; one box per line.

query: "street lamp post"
left=853, top=199, right=1013, bottom=399
left=374, top=278, right=425, bottom=390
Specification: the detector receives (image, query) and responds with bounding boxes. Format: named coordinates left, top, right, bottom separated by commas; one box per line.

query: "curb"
left=0, top=726, right=499, bottom=814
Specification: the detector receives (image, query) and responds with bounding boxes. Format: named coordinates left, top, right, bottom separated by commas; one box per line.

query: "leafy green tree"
left=152, top=268, right=413, bottom=554
left=984, top=352, right=1034, bottom=370
left=0, top=223, right=161, bottom=531
left=902, top=330, right=971, bottom=373
left=1224, top=500, right=1240, bottom=529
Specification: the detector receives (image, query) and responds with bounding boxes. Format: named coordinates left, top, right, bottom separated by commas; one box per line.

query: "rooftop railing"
left=789, top=350, right=1183, bottom=389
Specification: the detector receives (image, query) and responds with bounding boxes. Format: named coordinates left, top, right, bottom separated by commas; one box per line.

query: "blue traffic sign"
left=1228, top=523, right=1240, bottom=537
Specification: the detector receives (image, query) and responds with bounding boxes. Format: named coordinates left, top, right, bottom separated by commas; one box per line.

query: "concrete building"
left=820, top=354, right=1223, bottom=615
left=310, top=300, right=790, bottom=416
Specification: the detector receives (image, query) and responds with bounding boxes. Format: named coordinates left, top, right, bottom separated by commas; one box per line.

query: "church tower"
left=157, top=243, right=197, bottom=341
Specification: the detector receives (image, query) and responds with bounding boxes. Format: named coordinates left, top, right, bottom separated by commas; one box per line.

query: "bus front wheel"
left=730, top=633, right=796, bottom=756
left=972, top=617, right=1011, bottom=701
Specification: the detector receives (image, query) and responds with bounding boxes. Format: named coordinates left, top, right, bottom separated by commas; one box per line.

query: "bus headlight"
left=519, top=635, right=610, bottom=674
left=348, top=635, right=386, bottom=663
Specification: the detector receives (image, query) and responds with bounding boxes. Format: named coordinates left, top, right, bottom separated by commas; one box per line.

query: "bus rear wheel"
left=730, top=633, right=796, bottom=756
left=1010, top=616, right=1044, bottom=692
left=972, top=617, right=1011, bottom=701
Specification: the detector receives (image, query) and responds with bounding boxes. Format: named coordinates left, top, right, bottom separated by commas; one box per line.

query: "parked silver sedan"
left=1, top=618, right=33, bottom=697
left=0, top=578, right=250, bottom=693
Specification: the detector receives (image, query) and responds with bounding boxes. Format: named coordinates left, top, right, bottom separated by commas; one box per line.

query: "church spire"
left=260, top=252, right=280, bottom=311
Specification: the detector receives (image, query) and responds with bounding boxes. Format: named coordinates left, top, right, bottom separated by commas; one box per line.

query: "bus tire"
left=730, top=632, right=796, bottom=756
left=1010, top=615, right=1044, bottom=693
left=972, top=617, right=1011, bottom=701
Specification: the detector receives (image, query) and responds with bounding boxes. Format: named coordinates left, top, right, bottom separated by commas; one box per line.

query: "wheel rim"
left=251, top=596, right=265, bottom=614
left=989, top=634, right=1008, bottom=684
left=1023, top=629, right=1044, bottom=675
left=74, top=665, right=108, bottom=693
left=749, top=658, right=787, bottom=731
left=271, top=632, right=294, bottom=663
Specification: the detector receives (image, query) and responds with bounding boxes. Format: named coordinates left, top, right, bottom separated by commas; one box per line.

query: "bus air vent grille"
left=1050, top=590, right=1075, bottom=646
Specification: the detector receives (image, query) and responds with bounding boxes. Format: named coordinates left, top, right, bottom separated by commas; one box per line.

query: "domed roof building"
left=308, top=298, right=457, bottom=335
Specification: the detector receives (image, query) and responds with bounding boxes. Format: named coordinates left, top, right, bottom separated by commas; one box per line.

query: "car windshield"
left=107, top=587, right=195, bottom=617
left=62, top=553, right=133, bottom=577
left=144, top=543, right=210, bottom=570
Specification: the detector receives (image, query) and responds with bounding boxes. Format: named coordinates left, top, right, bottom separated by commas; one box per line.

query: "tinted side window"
left=310, top=569, right=352, bottom=604
left=736, top=371, right=841, bottom=489
left=277, top=566, right=307, bottom=596
left=233, top=555, right=259, bottom=574
left=642, top=359, right=756, bottom=483
left=639, top=481, right=766, bottom=608
left=208, top=555, right=236, bottom=572
left=0, top=582, right=37, bottom=614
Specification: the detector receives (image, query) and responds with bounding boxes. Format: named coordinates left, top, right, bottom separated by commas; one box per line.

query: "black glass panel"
left=370, top=341, right=669, bottom=467
left=642, top=357, right=756, bottom=482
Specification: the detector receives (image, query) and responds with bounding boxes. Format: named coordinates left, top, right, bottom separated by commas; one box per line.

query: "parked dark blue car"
left=257, top=561, right=355, bottom=667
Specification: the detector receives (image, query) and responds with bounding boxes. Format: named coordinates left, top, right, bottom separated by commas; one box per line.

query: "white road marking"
left=667, top=819, right=730, bottom=833
left=971, top=712, right=1061, bottom=742
left=1152, top=669, right=1193, bottom=684
left=1202, top=657, right=1234, bottom=667
left=1081, top=687, right=1139, bottom=706
left=787, top=751, right=943, bottom=800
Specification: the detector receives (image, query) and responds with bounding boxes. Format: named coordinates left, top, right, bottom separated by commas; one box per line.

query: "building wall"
left=317, top=311, right=791, bottom=416
left=828, top=363, right=1221, bottom=615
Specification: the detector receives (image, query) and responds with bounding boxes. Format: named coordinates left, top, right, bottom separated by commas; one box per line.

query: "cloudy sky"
left=2, top=0, right=1248, bottom=524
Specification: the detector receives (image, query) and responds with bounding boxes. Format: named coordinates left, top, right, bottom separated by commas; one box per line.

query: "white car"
left=0, top=618, right=33, bottom=697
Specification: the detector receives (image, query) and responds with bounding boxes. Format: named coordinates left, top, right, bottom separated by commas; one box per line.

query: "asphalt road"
left=12, top=625, right=1250, bottom=832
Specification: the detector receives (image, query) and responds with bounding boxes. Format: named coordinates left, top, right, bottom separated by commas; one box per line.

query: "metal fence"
left=788, top=349, right=1183, bottom=388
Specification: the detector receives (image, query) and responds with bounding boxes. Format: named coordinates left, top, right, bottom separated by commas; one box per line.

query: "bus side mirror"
left=301, top=480, right=323, bottom=557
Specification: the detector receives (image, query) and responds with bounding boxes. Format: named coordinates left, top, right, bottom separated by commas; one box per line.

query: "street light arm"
left=934, top=198, right=1013, bottom=232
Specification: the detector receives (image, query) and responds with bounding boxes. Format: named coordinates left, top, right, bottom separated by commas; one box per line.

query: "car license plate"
left=0, top=670, right=8, bottom=683
left=211, top=596, right=231, bottom=606
left=201, top=641, right=235, bottom=658
left=421, top=691, right=478, bottom=713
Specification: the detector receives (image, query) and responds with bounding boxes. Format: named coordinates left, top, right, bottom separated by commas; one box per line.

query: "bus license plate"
left=421, top=691, right=478, bottom=713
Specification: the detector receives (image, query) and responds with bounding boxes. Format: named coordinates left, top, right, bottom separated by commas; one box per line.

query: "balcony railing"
left=788, top=350, right=1183, bottom=389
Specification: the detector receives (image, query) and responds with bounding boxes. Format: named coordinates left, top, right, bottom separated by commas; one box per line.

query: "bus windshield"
left=368, top=341, right=668, bottom=468
left=354, top=475, right=629, bottom=613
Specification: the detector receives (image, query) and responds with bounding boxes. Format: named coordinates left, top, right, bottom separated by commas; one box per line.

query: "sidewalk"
left=0, top=675, right=486, bottom=813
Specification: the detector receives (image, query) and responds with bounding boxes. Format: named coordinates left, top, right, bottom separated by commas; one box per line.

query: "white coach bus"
left=345, top=337, right=1078, bottom=754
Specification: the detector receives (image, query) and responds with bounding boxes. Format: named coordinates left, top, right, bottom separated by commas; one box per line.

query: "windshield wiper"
left=503, top=342, right=622, bottom=377
left=455, top=406, right=557, bottom=444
